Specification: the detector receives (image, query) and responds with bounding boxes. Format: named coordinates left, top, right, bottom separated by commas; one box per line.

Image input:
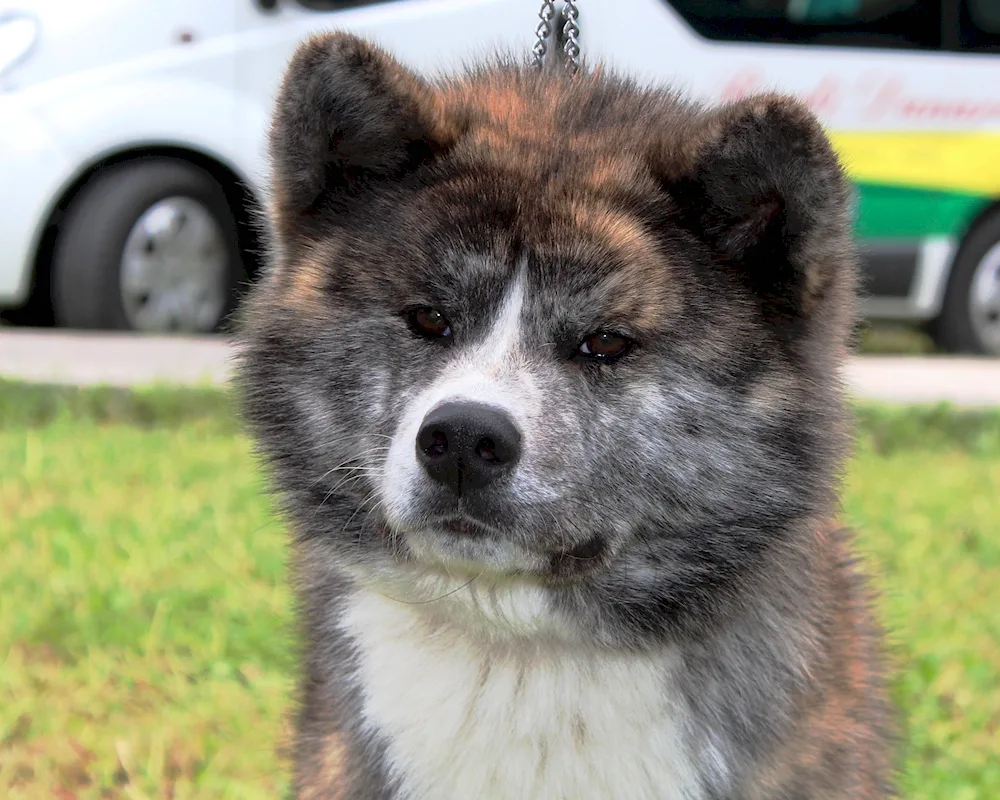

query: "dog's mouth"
left=547, top=535, right=607, bottom=579
left=436, top=515, right=495, bottom=538
left=404, top=515, right=608, bottom=580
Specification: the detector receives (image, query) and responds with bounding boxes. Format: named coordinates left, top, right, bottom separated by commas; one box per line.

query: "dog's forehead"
left=424, top=123, right=678, bottom=328
left=434, top=212, right=680, bottom=334
left=430, top=71, right=666, bottom=219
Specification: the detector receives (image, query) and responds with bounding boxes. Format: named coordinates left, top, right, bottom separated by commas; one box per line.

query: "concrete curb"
left=2, top=330, right=999, bottom=407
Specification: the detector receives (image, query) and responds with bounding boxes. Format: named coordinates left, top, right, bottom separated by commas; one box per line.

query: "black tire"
left=930, top=209, right=1000, bottom=356
left=52, top=158, right=242, bottom=332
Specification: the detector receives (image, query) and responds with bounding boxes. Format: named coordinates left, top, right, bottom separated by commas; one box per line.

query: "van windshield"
left=667, top=0, right=941, bottom=49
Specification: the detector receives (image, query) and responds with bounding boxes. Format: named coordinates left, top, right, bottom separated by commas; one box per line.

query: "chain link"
left=532, top=1, right=556, bottom=67
left=562, top=0, right=580, bottom=71
left=532, top=1, right=580, bottom=71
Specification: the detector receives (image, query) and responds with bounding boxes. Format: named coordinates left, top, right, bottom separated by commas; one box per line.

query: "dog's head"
left=238, top=33, right=856, bottom=645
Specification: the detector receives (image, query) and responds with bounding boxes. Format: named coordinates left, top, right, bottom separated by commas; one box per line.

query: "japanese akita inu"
left=237, top=32, right=894, bottom=800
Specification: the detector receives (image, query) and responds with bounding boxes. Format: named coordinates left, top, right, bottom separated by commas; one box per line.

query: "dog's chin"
left=401, top=526, right=541, bottom=579
left=396, top=521, right=609, bottom=583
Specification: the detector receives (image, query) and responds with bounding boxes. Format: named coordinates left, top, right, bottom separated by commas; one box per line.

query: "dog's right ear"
left=268, top=32, right=462, bottom=237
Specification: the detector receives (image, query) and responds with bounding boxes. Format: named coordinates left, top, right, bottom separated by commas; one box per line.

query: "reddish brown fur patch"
left=265, top=240, right=339, bottom=317
left=442, top=72, right=649, bottom=184
left=298, top=732, right=347, bottom=800
left=582, top=155, right=647, bottom=193
left=566, top=203, right=679, bottom=328
left=440, top=83, right=552, bottom=174
left=444, top=80, right=559, bottom=141
left=748, top=525, right=893, bottom=799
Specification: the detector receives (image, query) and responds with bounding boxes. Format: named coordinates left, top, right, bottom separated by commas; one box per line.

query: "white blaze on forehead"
left=381, top=269, right=537, bottom=527
left=473, top=268, right=526, bottom=370
left=422, top=267, right=528, bottom=410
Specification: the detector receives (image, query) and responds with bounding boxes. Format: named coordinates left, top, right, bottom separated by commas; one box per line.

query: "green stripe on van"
left=853, top=183, right=988, bottom=240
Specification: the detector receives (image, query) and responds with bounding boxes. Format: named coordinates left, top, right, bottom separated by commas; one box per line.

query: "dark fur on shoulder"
left=237, top=32, right=894, bottom=800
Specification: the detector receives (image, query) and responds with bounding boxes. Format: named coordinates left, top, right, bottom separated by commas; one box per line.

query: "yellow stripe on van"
left=828, top=131, right=1000, bottom=198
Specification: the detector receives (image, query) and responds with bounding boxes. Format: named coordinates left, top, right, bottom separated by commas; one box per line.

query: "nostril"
left=475, top=436, right=498, bottom=462
left=422, top=430, right=449, bottom=459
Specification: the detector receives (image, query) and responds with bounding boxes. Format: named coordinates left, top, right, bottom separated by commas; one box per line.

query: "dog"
left=236, top=32, right=894, bottom=799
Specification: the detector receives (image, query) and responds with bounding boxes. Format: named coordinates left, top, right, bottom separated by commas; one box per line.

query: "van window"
left=962, top=0, right=1000, bottom=50
left=666, top=0, right=942, bottom=50
left=293, top=0, right=395, bottom=9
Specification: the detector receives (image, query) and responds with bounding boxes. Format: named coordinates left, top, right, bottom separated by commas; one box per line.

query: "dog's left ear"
left=268, top=32, right=463, bottom=238
left=654, top=95, right=853, bottom=317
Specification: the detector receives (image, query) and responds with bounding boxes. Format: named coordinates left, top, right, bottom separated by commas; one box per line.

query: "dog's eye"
left=406, top=307, right=452, bottom=340
left=577, top=331, right=633, bottom=361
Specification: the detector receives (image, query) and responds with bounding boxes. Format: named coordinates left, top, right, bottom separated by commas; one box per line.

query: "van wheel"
left=930, top=211, right=1000, bottom=356
left=52, top=159, right=242, bottom=333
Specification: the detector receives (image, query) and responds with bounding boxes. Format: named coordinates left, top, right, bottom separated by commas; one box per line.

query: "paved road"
left=2, top=329, right=999, bottom=407
left=0, top=329, right=231, bottom=387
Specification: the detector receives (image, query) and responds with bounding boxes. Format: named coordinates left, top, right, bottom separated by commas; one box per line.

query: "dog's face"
left=238, top=34, right=856, bottom=645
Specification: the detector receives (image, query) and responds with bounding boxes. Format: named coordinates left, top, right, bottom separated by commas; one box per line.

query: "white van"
left=2, top=0, right=999, bottom=354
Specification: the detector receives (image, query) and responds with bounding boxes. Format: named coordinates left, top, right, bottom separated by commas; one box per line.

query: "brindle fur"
left=237, top=32, right=895, bottom=799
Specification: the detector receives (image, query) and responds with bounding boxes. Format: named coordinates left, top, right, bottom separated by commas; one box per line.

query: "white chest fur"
left=341, top=588, right=706, bottom=800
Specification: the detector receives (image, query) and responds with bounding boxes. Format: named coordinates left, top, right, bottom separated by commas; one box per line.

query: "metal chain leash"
left=533, top=1, right=581, bottom=72
left=561, top=0, right=580, bottom=70
left=532, top=1, right=556, bottom=66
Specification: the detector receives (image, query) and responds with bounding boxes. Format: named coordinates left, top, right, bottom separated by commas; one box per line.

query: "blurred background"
left=1, top=1, right=998, bottom=798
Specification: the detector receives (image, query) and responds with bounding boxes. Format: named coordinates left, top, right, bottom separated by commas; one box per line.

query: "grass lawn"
left=1, top=381, right=998, bottom=799
left=857, top=322, right=939, bottom=355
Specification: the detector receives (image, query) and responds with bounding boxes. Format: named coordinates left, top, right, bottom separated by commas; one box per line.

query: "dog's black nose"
left=416, top=402, right=521, bottom=494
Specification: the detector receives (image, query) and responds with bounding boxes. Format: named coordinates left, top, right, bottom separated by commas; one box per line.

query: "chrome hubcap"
left=120, top=197, right=229, bottom=332
left=970, top=241, right=1000, bottom=355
